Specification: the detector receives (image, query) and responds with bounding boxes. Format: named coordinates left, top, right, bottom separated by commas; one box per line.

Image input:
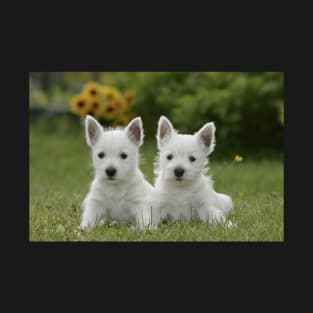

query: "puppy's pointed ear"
left=85, top=115, right=103, bottom=147
left=196, top=122, right=216, bottom=155
left=125, top=116, right=144, bottom=146
left=157, top=116, right=175, bottom=149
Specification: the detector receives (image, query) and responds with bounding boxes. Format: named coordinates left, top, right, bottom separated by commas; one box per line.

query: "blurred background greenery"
left=29, top=72, right=284, bottom=156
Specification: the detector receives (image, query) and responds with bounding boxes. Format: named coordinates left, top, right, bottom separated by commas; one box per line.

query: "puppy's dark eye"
left=98, top=152, right=105, bottom=159
left=120, top=153, right=128, bottom=159
left=189, top=156, right=196, bottom=162
left=167, top=154, right=173, bottom=160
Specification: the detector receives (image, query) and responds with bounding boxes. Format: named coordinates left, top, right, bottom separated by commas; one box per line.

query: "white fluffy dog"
left=151, top=116, right=233, bottom=226
left=80, top=115, right=154, bottom=229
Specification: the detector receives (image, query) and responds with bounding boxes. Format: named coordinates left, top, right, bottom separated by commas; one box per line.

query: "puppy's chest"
left=91, top=186, right=141, bottom=219
left=106, top=192, right=137, bottom=215
left=158, top=188, right=204, bottom=212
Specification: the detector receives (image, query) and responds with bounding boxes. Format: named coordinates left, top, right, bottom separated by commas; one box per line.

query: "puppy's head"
left=156, top=116, right=216, bottom=184
left=85, top=115, right=144, bottom=183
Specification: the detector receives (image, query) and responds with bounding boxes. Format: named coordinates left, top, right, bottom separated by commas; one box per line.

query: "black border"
left=12, top=29, right=300, bottom=274
left=7, top=19, right=311, bottom=307
left=5, top=4, right=312, bottom=306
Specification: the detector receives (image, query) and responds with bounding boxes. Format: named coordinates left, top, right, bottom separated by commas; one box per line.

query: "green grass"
left=30, top=123, right=284, bottom=241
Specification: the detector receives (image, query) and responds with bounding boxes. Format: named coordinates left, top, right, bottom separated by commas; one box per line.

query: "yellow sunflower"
left=102, top=101, right=119, bottom=120
left=97, top=89, right=109, bottom=104
left=89, top=97, right=107, bottom=114
left=82, top=96, right=107, bottom=120
left=101, top=86, right=121, bottom=102
left=70, top=94, right=91, bottom=117
left=113, top=97, right=130, bottom=114
left=83, top=82, right=102, bottom=98
left=123, top=89, right=135, bottom=107
left=84, top=107, right=103, bottom=120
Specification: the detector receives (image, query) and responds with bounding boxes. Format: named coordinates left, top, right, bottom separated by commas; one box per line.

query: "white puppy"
left=80, top=115, right=154, bottom=229
left=151, top=116, right=233, bottom=226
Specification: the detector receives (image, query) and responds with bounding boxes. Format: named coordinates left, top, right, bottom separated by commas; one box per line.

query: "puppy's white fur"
left=151, top=116, right=233, bottom=225
left=81, top=115, right=153, bottom=229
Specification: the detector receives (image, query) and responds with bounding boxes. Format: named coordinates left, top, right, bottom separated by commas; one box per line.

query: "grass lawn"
left=29, top=122, right=284, bottom=242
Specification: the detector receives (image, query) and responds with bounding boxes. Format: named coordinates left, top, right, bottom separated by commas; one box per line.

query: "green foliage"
left=111, top=72, right=284, bottom=152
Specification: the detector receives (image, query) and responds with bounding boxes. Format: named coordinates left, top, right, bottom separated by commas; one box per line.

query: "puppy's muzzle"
left=174, top=167, right=185, bottom=178
left=106, top=167, right=117, bottom=178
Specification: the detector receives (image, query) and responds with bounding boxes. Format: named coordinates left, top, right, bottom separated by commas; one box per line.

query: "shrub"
left=112, top=72, right=284, bottom=152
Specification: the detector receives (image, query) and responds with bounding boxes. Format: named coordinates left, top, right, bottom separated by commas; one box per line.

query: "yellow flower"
left=89, top=98, right=107, bottom=116
left=114, top=97, right=130, bottom=114
left=84, top=104, right=101, bottom=120
left=101, top=92, right=125, bottom=120
left=97, top=91, right=109, bottom=105
left=123, top=89, right=135, bottom=107
left=81, top=96, right=107, bottom=120
left=71, top=83, right=134, bottom=123
left=101, top=86, right=121, bottom=102
left=70, top=94, right=91, bottom=117
left=102, top=102, right=118, bottom=120
left=279, top=106, right=284, bottom=125
left=234, top=154, right=243, bottom=162
left=83, top=82, right=102, bottom=97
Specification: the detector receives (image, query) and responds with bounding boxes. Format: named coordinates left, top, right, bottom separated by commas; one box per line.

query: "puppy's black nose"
left=106, top=167, right=117, bottom=177
left=174, top=167, right=185, bottom=178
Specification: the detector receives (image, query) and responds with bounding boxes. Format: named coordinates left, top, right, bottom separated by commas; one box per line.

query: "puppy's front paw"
left=209, top=210, right=226, bottom=224
left=136, top=210, right=154, bottom=230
